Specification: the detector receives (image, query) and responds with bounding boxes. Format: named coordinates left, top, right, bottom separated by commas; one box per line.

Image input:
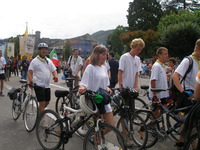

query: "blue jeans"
left=21, top=70, right=28, bottom=80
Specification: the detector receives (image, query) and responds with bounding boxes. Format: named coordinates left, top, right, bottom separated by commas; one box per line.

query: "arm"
left=28, top=70, right=33, bottom=83
left=194, top=83, right=200, bottom=101
left=151, top=79, right=156, bottom=96
left=118, top=70, right=123, bottom=88
left=78, top=85, right=86, bottom=94
left=52, top=70, right=58, bottom=79
left=172, top=72, right=184, bottom=93
left=75, top=64, right=82, bottom=77
left=134, top=72, right=139, bottom=91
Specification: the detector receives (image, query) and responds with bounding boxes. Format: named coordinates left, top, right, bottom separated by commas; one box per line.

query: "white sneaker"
left=124, top=136, right=134, bottom=147
left=40, top=118, right=48, bottom=128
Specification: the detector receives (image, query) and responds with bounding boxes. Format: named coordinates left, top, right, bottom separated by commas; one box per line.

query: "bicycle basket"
left=7, top=88, right=20, bottom=100
left=80, top=94, right=98, bottom=114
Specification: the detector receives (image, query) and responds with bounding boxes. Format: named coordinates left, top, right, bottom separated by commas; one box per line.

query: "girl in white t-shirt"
left=79, top=45, right=114, bottom=126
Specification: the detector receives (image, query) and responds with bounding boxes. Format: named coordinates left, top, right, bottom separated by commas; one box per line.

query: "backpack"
left=170, top=56, right=193, bottom=93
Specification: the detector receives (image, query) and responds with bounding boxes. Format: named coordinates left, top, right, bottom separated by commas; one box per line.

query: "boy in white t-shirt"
left=149, top=47, right=169, bottom=118
left=118, top=38, right=145, bottom=146
left=118, top=38, right=145, bottom=90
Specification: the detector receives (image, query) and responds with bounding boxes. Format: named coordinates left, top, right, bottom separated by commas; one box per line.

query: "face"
left=39, top=48, right=48, bottom=57
left=98, top=51, right=108, bottom=65
left=73, top=50, right=79, bottom=56
left=159, top=50, right=168, bottom=62
left=168, top=61, right=174, bottom=67
left=132, top=45, right=143, bottom=55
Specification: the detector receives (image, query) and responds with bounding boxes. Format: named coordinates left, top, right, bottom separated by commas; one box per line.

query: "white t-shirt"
left=68, top=55, right=83, bottom=76
left=28, top=57, right=56, bottom=88
left=174, top=56, right=199, bottom=90
left=0, top=57, right=6, bottom=74
left=80, top=64, right=111, bottom=113
left=119, top=52, right=141, bottom=88
left=149, top=61, right=169, bottom=99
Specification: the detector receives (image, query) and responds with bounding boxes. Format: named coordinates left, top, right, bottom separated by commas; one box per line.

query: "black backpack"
left=170, top=56, right=193, bottom=93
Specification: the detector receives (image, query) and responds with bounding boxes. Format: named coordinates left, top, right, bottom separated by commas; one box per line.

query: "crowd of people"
left=1, top=38, right=200, bottom=149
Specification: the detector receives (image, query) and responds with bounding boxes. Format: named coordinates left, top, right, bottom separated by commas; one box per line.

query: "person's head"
left=108, top=51, right=115, bottom=59
left=73, top=49, right=79, bottom=57
left=90, top=44, right=108, bottom=66
left=23, top=55, right=27, bottom=60
left=37, top=43, right=48, bottom=57
left=130, top=38, right=145, bottom=55
left=168, top=57, right=176, bottom=67
left=156, top=47, right=168, bottom=62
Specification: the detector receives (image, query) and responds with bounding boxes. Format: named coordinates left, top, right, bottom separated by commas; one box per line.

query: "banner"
left=7, top=42, right=15, bottom=57
left=49, top=48, right=59, bottom=67
left=25, top=36, right=35, bottom=54
left=0, top=44, right=6, bottom=58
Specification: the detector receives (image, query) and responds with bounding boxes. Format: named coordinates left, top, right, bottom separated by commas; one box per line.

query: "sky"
left=0, top=0, right=131, bottom=39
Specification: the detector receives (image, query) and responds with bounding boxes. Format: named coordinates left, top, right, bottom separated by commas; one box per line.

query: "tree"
left=161, top=0, right=200, bottom=10
left=120, top=29, right=160, bottom=58
left=107, top=25, right=128, bottom=55
left=159, top=22, right=200, bottom=58
left=62, top=40, right=72, bottom=61
left=158, top=10, right=200, bottom=58
left=127, top=0, right=163, bottom=31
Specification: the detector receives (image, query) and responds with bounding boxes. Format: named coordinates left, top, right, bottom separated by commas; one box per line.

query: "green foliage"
left=62, top=40, right=72, bottom=60
left=120, top=29, right=160, bottom=58
left=158, top=10, right=200, bottom=58
left=159, top=22, right=200, bottom=58
left=127, top=0, right=163, bottom=31
left=107, top=26, right=128, bottom=55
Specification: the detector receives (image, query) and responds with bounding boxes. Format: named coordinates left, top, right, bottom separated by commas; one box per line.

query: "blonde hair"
left=90, top=45, right=107, bottom=65
left=130, top=38, right=145, bottom=49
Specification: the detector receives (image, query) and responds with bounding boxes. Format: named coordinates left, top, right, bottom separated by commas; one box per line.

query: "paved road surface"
left=0, top=74, right=177, bottom=150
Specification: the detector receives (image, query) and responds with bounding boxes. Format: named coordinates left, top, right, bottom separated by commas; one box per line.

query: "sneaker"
left=40, top=119, right=48, bottom=128
left=0, top=92, right=4, bottom=97
left=124, top=136, right=134, bottom=147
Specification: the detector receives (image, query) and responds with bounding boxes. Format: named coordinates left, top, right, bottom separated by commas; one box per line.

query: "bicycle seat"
left=55, top=90, right=69, bottom=97
left=151, top=88, right=166, bottom=92
left=141, top=85, right=149, bottom=90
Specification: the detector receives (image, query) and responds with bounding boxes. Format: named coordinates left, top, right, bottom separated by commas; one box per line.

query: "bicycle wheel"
left=135, top=97, right=149, bottom=110
left=184, top=133, right=199, bottom=150
left=166, top=113, right=182, bottom=141
left=136, top=109, right=159, bottom=148
left=55, top=96, right=71, bottom=117
left=24, top=96, right=38, bottom=132
left=76, top=114, right=94, bottom=137
left=83, top=122, right=126, bottom=150
left=36, top=109, right=63, bottom=150
left=12, top=94, right=21, bottom=120
left=116, top=114, right=148, bottom=149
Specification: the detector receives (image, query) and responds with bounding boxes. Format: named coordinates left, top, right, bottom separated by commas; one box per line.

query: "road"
left=0, top=74, right=177, bottom=150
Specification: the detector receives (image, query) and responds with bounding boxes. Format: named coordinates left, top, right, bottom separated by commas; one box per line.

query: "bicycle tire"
left=76, top=114, right=94, bottom=137
left=24, top=96, right=38, bottom=132
left=136, top=109, right=159, bottom=148
left=166, top=113, right=182, bottom=141
left=12, top=95, right=21, bottom=120
left=55, top=96, right=72, bottom=117
left=116, top=114, right=148, bottom=149
left=184, top=133, right=199, bottom=150
left=83, top=122, right=126, bottom=150
left=36, top=109, right=63, bottom=150
left=135, top=97, right=149, bottom=110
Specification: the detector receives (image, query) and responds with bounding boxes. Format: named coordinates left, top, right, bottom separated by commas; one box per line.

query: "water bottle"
left=71, top=116, right=83, bottom=128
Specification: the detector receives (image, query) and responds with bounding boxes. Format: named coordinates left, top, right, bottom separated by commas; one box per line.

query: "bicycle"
left=8, top=80, right=39, bottom=132
left=183, top=119, right=200, bottom=150
left=36, top=90, right=126, bottom=150
left=55, top=77, right=80, bottom=117
left=136, top=88, right=193, bottom=148
left=111, top=88, right=148, bottom=149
